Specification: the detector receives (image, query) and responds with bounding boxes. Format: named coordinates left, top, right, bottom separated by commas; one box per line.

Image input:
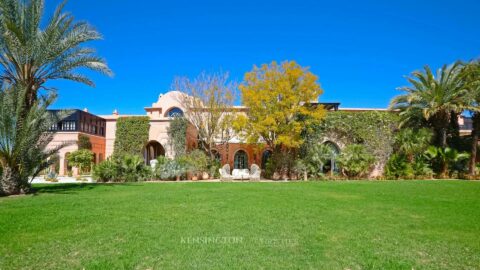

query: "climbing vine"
left=167, top=117, right=188, bottom=158
left=113, top=117, right=150, bottom=158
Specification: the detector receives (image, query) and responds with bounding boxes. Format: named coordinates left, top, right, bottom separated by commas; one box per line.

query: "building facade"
left=48, top=91, right=478, bottom=176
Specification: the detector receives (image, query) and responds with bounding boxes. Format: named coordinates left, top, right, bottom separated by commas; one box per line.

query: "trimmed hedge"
left=113, top=117, right=150, bottom=157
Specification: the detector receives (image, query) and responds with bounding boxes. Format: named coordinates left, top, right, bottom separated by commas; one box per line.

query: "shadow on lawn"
left=32, top=183, right=143, bottom=195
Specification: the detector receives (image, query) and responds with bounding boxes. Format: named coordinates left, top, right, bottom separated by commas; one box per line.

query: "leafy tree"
left=78, top=134, right=92, bottom=150
left=390, top=63, right=470, bottom=148
left=174, top=71, right=237, bottom=159
left=0, top=0, right=112, bottom=108
left=0, top=87, right=65, bottom=195
left=66, top=149, right=93, bottom=174
left=113, top=117, right=150, bottom=158
left=167, top=116, right=187, bottom=158
left=237, top=61, right=325, bottom=175
left=336, top=144, right=375, bottom=178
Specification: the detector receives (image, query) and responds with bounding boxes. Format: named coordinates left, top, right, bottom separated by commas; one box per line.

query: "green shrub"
left=154, top=157, right=187, bottom=180
left=113, top=117, right=150, bottom=157
left=93, top=159, right=118, bottom=182
left=411, top=157, right=434, bottom=179
left=93, top=155, right=151, bottom=182
left=44, top=171, right=58, bottom=182
left=117, top=154, right=151, bottom=182
left=337, top=144, right=375, bottom=178
left=185, top=150, right=209, bottom=174
left=208, top=158, right=221, bottom=179
left=67, top=149, right=94, bottom=174
left=385, top=154, right=414, bottom=179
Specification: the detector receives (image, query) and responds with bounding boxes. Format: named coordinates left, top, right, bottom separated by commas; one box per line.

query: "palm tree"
left=461, top=61, right=480, bottom=175
left=394, top=128, right=433, bottom=162
left=390, top=63, right=470, bottom=148
left=425, top=146, right=470, bottom=178
left=0, top=0, right=111, bottom=195
left=0, top=86, right=66, bottom=195
left=0, top=0, right=112, bottom=107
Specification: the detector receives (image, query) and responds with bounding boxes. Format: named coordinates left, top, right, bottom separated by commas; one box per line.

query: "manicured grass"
left=1, top=181, right=480, bottom=269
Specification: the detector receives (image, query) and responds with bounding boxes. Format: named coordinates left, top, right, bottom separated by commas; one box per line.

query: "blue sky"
left=46, top=0, right=480, bottom=115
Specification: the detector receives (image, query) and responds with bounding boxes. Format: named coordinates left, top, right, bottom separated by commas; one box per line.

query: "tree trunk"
left=469, top=113, right=480, bottom=175
left=0, top=165, right=22, bottom=196
left=439, top=127, right=447, bottom=148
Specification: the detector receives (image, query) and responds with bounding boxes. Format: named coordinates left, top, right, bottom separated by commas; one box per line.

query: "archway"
left=234, top=150, right=248, bottom=169
left=261, top=150, right=272, bottom=169
left=144, top=141, right=166, bottom=165
left=322, top=141, right=340, bottom=174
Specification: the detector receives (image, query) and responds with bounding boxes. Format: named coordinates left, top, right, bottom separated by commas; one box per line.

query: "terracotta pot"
left=192, top=175, right=198, bottom=181
left=202, top=172, right=209, bottom=180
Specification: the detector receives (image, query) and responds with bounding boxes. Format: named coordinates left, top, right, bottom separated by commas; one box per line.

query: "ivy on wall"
left=113, top=117, right=150, bottom=158
left=167, top=117, right=188, bottom=158
left=78, top=134, right=92, bottom=150
left=305, top=111, right=400, bottom=173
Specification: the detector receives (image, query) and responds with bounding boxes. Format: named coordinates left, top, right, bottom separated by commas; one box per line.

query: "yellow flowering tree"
left=237, top=61, right=326, bottom=176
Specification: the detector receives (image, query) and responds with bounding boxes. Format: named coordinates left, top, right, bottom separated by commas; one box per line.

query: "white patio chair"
left=249, top=164, right=261, bottom=180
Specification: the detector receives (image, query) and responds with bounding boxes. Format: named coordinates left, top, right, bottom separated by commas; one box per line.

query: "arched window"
left=166, top=107, right=184, bottom=118
left=234, top=150, right=248, bottom=169
left=261, top=150, right=272, bottom=169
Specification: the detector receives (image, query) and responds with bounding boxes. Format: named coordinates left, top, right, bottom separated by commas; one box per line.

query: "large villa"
left=47, top=91, right=476, bottom=176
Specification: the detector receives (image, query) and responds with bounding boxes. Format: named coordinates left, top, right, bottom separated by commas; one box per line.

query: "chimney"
left=113, top=109, right=119, bottom=116
left=83, top=108, right=88, bottom=112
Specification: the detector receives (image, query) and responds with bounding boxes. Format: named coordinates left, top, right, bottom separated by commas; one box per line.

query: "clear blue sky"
left=46, top=0, right=480, bottom=115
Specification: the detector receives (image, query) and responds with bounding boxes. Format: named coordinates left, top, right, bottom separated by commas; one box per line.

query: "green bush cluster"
left=152, top=150, right=219, bottom=180
left=93, top=155, right=151, bottom=182
left=336, top=144, right=375, bottom=178
left=94, top=150, right=220, bottom=182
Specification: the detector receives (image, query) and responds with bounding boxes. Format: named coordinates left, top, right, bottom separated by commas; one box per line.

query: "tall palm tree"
left=0, top=86, right=65, bottom=195
left=461, top=61, right=480, bottom=175
left=0, top=0, right=112, bottom=106
left=390, top=62, right=470, bottom=148
left=0, top=0, right=111, bottom=195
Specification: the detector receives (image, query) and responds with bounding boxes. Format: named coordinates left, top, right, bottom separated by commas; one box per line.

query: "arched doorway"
left=234, top=150, right=248, bottom=169
left=322, top=141, right=340, bottom=174
left=261, top=150, right=272, bottom=169
left=144, top=141, right=166, bottom=165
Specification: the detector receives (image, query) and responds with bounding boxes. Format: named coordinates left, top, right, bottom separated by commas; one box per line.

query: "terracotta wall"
left=83, top=133, right=106, bottom=163
left=214, top=143, right=270, bottom=169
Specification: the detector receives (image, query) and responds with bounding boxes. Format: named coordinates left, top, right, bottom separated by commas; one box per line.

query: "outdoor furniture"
left=232, top=169, right=250, bottom=180
left=219, top=164, right=233, bottom=180
left=249, top=164, right=261, bottom=180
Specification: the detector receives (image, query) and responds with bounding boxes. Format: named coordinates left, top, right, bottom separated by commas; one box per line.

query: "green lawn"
left=1, top=181, right=480, bottom=269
